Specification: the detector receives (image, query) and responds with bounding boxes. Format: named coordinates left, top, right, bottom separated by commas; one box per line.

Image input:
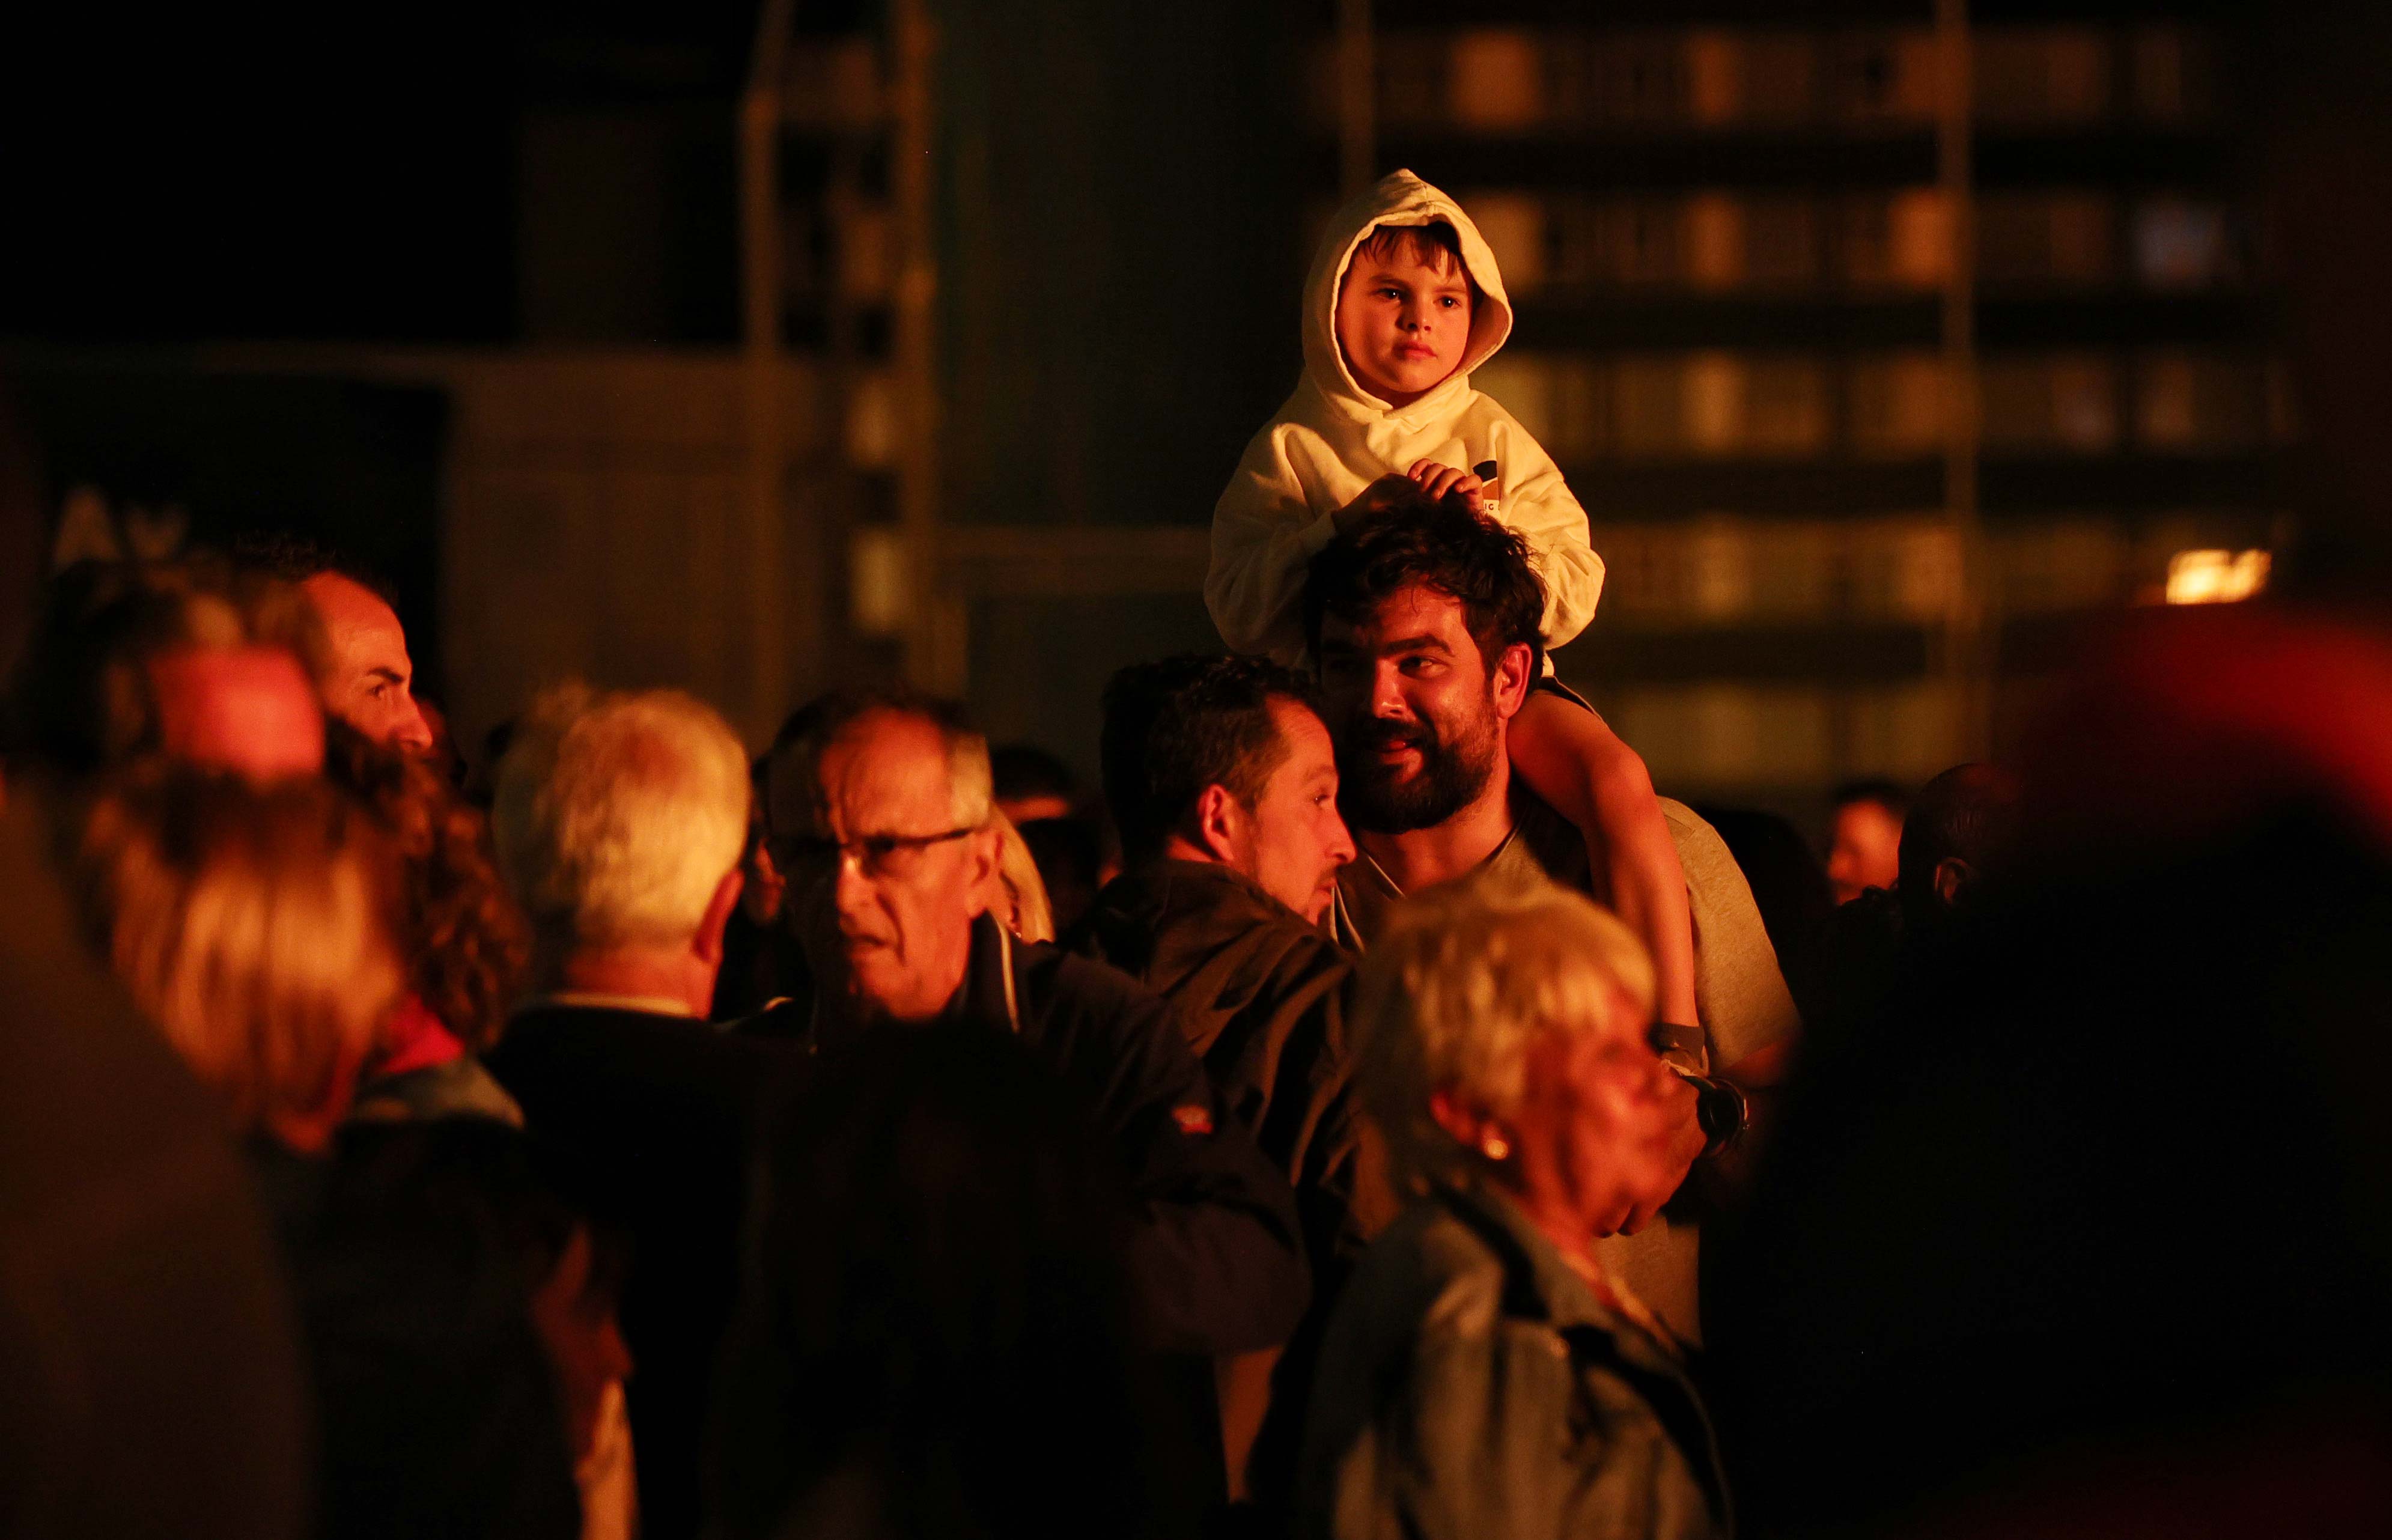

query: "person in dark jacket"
left=71, top=765, right=581, bottom=1540
left=1301, top=868, right=1729, bottom=1540
left=757, top=687, right=1310, bottom=1364
left=485, top=683, right=808, bottom=1540
left=1069, top=654, right=1395, bottom=1508
left=711, top=1024, right=1199, bottom=1540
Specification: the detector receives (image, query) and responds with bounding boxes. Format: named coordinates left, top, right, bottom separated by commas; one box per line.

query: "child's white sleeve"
left=1207, top=427, right=1334, bottom=665
left=1497, top=425, right=1605, bottom=651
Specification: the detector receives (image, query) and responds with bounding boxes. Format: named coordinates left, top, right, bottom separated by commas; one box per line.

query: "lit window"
left=2164, top=549, right=2269, bottom=604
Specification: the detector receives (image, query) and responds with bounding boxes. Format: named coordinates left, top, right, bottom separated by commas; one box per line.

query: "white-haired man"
left=758, top=689, right=1309, bottom=1354
left=485, top=683, right=805, bottom=1540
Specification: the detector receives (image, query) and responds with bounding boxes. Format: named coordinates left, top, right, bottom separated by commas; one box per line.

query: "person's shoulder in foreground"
left=1300, top=1178, right=1728, bottom=1540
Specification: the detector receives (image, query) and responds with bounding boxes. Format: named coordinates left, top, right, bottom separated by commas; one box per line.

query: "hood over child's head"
left=1303, top=171, right=1514, bottom=416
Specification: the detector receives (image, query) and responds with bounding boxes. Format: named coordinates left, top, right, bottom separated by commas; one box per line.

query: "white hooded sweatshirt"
left=1206, top=170, right=1603, bottom=666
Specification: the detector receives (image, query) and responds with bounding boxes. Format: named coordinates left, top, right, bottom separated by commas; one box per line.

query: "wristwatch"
left=1689, top=1073, right=1750, bottom=1158
left=1652, top=1021, right=1750, bottom=1158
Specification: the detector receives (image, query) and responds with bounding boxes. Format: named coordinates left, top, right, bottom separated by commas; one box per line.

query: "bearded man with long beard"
left=1300, top=492, right=1800, bottom=1350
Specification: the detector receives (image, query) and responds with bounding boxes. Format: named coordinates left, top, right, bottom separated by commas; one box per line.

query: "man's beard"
left=1336, top=699, right=1501, bottom=835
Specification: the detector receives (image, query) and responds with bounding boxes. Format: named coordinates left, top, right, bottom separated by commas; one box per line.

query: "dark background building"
left=0, top=2, right=2316, bottom=835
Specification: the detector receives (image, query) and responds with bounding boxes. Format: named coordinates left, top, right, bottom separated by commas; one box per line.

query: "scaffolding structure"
left=739, top=1, right=1213, bottom=714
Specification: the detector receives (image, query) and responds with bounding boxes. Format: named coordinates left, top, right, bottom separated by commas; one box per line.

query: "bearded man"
left=1303, top=493, right=1800, bottom=1346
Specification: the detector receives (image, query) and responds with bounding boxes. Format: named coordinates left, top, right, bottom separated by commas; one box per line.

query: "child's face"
left=1335, top=244, right=1473, bottom=407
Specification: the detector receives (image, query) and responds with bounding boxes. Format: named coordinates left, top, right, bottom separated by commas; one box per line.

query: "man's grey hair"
left=767, top=688, right=993, bottom=831
left=493, top=682, right=750, bottom=951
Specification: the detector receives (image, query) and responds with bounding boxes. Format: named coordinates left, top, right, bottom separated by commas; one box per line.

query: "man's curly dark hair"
left=1301, top=488, right=1546, bottom=677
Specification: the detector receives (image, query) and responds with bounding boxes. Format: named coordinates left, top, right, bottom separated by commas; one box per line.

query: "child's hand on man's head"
left=1405, top=458, right=1485, bottom=514
left=1332, top=473, right=1426, bottom=537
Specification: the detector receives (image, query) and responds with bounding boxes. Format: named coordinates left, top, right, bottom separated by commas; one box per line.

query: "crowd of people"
left=4, top=495, right=2387, bottom=1540
left=4, top=154, right=2389, bottom=1540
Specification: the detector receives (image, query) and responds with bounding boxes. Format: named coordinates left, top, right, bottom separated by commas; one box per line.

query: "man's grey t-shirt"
left=1333, top=785, right=1801, bottom=1344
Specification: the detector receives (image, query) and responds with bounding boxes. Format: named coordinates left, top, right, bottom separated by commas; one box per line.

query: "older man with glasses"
left=753, top=688, right=1310, bottom=1498
left=757, top=690, right=1309, bottom=1339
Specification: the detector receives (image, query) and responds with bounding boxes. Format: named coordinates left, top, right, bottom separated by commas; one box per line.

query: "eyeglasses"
left=772, top=825, right=981, bottom=883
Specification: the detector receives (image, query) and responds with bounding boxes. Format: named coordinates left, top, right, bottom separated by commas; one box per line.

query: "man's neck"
left=1158, top=833, right=1244, bottom=876
left=538, top=945, right=712, bottom=1018
left=812, top=951, right=975, bottom=1046
left=1353, top=755, right=1515, bottom=894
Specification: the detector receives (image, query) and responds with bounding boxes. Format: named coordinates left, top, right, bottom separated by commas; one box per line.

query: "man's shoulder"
left=491, top=1003, right=799, bottom=1097
left=1508, top=789, right=1738, bottom=898
left=1118, top=861, right=1347, bottom=975
left=1010, top=941, right=1224, bottom=1126
left=499, top=1000, right=722, bottom=1048
left=1020, top=939, right=1176, bottom=1030
left=1657, top=796, right=1731, bottom=864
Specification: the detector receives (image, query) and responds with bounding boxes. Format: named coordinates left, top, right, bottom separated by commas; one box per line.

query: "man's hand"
left=1405, top=458, right=1486, bottom=514
left=1617, top=1071, right=1705, bottom=1235
left=1331, top=473, right=1429, bottom=537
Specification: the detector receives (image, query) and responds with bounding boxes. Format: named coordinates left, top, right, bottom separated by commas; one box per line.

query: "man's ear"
left=1933, top=856, right=1975, bottom=909
left=1490, top=641, right=1535, bottom=722
left=1191, top=782, right=1246, bottom=865
left=960, top=826, right=1002, bottom=916
left=694, top=867, right=746, bottom=967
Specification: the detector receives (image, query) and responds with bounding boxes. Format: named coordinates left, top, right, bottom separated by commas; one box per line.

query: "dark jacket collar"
left=942, top=910, right=1025, bottom=1036
left=1110, top=853, right=1287, bottom=918
left=1081, top=857, right=1333, bottom=965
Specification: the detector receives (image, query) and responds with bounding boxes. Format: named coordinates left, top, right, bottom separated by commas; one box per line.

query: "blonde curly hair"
left=1356, top=867, right=1655, bottom=1188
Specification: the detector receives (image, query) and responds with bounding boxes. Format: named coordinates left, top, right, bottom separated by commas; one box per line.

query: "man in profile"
left=298, top=565, right=434, bottom=755
left=242, top=538, right=435, bottom=756
left=1075, top=653, right=1372, bottom=1258
left=1070, top=654, right=1387, bottom=1507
